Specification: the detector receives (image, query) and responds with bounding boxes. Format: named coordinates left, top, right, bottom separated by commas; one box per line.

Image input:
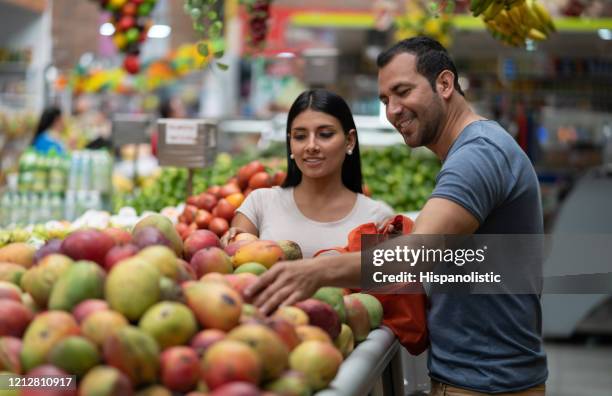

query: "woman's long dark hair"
left=31, top=106, right=62, bottom=145
left=282, top=89, right=363, bottom=193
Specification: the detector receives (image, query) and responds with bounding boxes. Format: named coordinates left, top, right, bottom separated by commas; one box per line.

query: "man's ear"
left=436, top=70, right=455, bottom=100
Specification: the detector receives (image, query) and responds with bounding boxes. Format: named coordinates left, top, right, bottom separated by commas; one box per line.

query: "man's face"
left=378, top=52, right=445, bottom=148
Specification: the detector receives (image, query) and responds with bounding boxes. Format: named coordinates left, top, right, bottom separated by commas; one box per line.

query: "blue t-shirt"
left=33, top=132, right=65, bottom=155
left=427, top=120, right=547, bottom=393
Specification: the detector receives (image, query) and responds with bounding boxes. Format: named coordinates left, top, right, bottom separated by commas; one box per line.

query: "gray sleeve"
left=236, top=189, right=262, bottom=228
left=430, top=138, right=516, bottom=224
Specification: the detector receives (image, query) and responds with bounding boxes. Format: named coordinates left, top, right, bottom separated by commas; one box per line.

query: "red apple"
left=103, top=228, right=132, bottom=245
left=214, top=199, right=236, bottom=222
left=160, top=346, right=200, bottom=393
left=195, top=210, right=213, bottom=229
left=195, top=193, right=218, bottom=212
left=183, top=230, right=221, bottom=261
left=104, top=243, right=139, bottom=271
left=208, top=218, right=229, bottom=237
left=72, top=299, right=109, bottom=323
left=61, top=229, right=115, bottom=266
left=190, top=247, right=233, bottom=278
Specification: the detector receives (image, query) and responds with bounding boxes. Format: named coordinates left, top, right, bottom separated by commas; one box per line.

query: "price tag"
left=157, top=119, right=218, bottom=169
left=165, top=121, right=198, bottom=145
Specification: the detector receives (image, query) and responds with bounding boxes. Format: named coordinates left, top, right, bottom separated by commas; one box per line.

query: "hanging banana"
left=470, top=0, right=556, bottom=47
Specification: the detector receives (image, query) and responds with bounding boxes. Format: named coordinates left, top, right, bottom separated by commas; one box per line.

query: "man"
left=246, top=37, right=547, bottom=395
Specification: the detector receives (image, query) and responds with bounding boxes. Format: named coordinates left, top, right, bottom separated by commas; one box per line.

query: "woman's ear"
left=347, top=129, right=357, bottom=152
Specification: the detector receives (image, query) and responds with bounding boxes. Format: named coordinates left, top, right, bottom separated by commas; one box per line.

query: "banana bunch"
left=470, top=0, right=556, bottom=47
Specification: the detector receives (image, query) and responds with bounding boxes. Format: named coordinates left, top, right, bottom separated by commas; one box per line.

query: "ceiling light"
left=598, top=29, right=612, bottom=41
left=148, top=25, right=171, bottom=39
left=99, top=23, right=115, bottom=36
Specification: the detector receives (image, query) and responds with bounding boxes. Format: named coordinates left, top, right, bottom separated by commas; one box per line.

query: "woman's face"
left=289, top=109, right=355, bottom=181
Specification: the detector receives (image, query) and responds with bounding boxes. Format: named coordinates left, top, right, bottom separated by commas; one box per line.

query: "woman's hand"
left=245, top=259, right=322, bottom=315
left=220, top=227, right=245, bottom=248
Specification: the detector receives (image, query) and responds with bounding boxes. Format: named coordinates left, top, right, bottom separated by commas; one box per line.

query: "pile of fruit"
left=471, top=0, right=556, bottom=46
left=90, top=0, right=159, bottom=74
left=362, top=146, right=440, bottom=213
left=242, top=0, right=274, bottom=52
left=0, top=214, right=383, bottom=395
left=176, top=160, right=286, bottom=240
left=116, top=147, right=440, bottom=216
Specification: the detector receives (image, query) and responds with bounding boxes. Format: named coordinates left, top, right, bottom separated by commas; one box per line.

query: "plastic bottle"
left=0, top=192, right=11, bottom=226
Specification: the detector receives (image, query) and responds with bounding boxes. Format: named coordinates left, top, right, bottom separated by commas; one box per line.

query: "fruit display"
left=113, top=153, right=286, bottom=214
left=362, top=146, right=441, bottom=213
left=0, top=215, right=384, bottom=394
left=176, top=159, right=287, bottom=240
left=183, top=0, right=227, bottom=69
left=471, top=0, right=556, bottom=46
left=115, top=146, right=439, bottom=217
left=90, top=0, right=159, bottom=74
left=242, top=0, right=274, bottom=52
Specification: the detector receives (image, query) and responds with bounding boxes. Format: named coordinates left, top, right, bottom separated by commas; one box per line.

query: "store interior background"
left=0, top=1, right=611, bottom=395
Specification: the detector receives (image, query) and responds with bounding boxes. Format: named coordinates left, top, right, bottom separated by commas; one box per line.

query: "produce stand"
left=316, top=326, right=404, bottom=396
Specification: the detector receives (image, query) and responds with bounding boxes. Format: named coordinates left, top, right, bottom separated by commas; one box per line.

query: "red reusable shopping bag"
left=315, top=215, right=429, bottom=355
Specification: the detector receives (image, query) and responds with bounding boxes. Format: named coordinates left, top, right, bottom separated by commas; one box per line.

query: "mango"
left=0, top=337, right=22, bottom=374
left=105, top=258, right=161, bottom=321
left=132, top=214, right=183, bottom=257
left=137, top=245, right=179, bottom=280
left=20, top=254, right=72, bottom=308
left=201, top=340, right=262, bottom=390
left=0, top=263, right=25, bottom=285
left=139, top=302, right=198, bottom=349
left=352, top=293, right=384, bottom=329
left=184, top=282, right=242, bottom=331
left=79, top=365, right=133, bottom=396
left=48, top=261, right=105, bottom=311
left=277, top=240, right=303, bottom=261
left=47, top=336, right=100, bottom=378
left=232, top=241, right=284, bottom=269
left=289, top=341, right=343, bottom=391
left=103, top=326, right=160, bottom=387
left=227, top=324, right=289, bottom=381
left=81, top=310, right=129, bottom=348
left=0, top=243, right=36, bottom=268
left=20, top=311, right=79, bottom=372
left=334, top=324, right=355, bottom=358
left=313, top=287, right=347, bottom=323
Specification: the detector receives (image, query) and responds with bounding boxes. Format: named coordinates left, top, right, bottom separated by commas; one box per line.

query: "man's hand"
left=245, top=259, right=322, bottom=315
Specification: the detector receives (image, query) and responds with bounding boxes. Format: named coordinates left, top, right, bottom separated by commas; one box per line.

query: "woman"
left=224, top=89, right=393, bottom=258
left=31, top=106, right=66, bottom=155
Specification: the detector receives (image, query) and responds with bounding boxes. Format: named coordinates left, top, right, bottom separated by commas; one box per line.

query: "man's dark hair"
left=377, top=36, right=465, bottom=96
left=282, top=89, right=363, bottom=193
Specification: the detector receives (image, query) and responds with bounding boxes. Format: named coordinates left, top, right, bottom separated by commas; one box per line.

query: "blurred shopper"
left=222, top=89, right=393, bottom=258
left=31, top=106, right=66, bottom=155
left=151, top=96, right=188, bottom=157
left=246, top=37, right=547, bottom=395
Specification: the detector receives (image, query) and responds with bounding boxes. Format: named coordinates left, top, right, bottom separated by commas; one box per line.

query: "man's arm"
left=247, top=197, right=480, bottom=314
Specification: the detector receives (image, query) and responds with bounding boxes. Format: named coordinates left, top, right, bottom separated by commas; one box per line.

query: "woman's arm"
left=221, top=212, right=260, bottom=246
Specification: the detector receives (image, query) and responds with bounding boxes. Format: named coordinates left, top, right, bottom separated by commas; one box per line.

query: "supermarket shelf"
left=316, top=326, right=402, bottom=396
left=290, top=11, right=612, bottom=32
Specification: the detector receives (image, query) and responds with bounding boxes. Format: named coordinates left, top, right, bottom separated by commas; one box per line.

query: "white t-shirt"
left=237, top=187, right=395, bottom=258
